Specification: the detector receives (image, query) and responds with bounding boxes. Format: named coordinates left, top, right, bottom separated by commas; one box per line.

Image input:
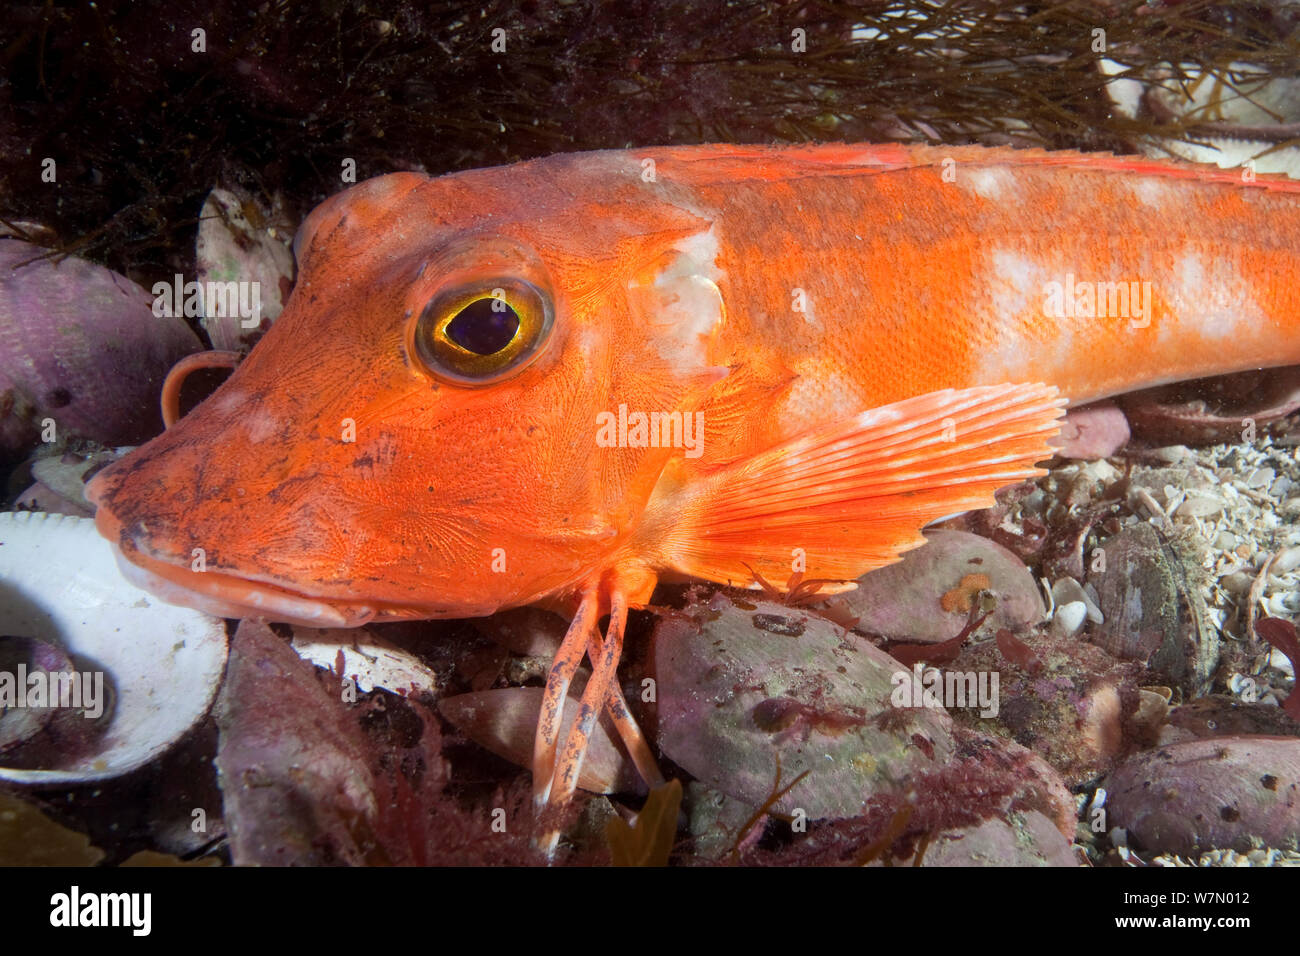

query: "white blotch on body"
left=1131, top=178, right=1175, bottom=209
left=242, top=407, right=280, bottom=443
left=1170, top=251, right=1253, bottom=340
left=209, top=389, right=279, bottom=442
left=981, top=248, right=1057, bottom=380
left=961, top=166, right=1015, bottom=202
left=641, top=224, right=727, bottom=373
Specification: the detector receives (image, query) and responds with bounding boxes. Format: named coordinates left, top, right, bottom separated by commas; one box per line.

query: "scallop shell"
left=0, top=239, right=201, bottom=453
left=0, top=511, right=228, bottom=783
left=195, top=186, right=295, bottom=350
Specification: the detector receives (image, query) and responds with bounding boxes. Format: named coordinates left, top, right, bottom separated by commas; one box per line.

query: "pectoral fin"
left=653, top=382, right=1065, bottom=590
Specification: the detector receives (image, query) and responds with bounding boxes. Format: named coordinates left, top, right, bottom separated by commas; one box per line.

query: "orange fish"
left=86, top=143, right=1300, bottom=835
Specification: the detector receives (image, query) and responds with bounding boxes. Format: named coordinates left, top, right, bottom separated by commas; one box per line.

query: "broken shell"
left=1104, top=58, right=1300, bottom=178
left=1130, top=689, right=1172, bottom=747
left=1274, top=546, right=1300, bottom=575
left=1051, top=577, right=1103, bottom=624
left=0, top=511, right=227, bottom=783
left=12, top=484, right=91, bottom=518
left=1272, top=648, right=1296, bottom=679
left=0, top=239, right=201, bottom=453
left=1051, top=601, right=1087, bottom=638
left=289, top=627, right=437, bottom=697
left=1176, top=495, right=1223, bottom=519
left=29, top=448, right=124, bottom=514
left=438, top=687, right=642, bottom=795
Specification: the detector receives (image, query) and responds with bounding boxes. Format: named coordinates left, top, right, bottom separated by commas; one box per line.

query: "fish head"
left=86, top=153, right=729, bottom=627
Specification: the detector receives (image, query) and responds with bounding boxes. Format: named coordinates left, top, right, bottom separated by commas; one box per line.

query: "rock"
left=1165, top=696, right=1300, bottom=742
left=1105, top=735, right=1300, bottom=856
left=916, top=811, right=1079, bottom=866
left=833, top=529, right=1045, bottom=644
left=471, top=607, right=567, bottom=656
left=0, top=239, right=200, bottom=453
left=948, top=627, right=1144, bottom=787
left=682, top=781, right=758, bottom=860
left=652, top=588, right=953, bottom=819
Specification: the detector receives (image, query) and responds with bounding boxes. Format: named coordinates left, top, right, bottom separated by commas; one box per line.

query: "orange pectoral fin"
left=655, top=382, right=1066, bottom=590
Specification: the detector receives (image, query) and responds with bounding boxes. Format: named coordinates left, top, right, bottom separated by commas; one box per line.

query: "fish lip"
left=108, top=541, right=377, bottom=628
left=91, top=503, right=406, bottom=628
left=92, top=498, right=503, bottom=624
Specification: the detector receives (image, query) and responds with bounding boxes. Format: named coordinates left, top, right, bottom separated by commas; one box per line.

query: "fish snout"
left=84, top=442, right=387, bottom=628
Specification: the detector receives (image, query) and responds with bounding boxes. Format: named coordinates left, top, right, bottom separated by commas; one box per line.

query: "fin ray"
left=655, top=383, right=1064, bottom=588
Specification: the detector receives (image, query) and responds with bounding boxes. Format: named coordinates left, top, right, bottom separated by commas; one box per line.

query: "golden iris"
left=411, top=278, right=553, bottom=385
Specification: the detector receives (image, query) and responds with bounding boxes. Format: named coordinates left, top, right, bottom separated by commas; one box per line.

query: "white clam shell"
left=0, top=511, right=228, bottom=783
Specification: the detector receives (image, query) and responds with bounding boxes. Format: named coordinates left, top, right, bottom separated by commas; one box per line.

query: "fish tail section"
left=655, top=383, right=1065, bottom=590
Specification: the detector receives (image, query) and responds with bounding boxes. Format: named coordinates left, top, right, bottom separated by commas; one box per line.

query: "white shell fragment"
left=1051, top=600, right=1087, bottom=638
left=289, top=627, right=436, bottom=696
left=1177, top=494, right=1223, bottom=519
left=0, top=511, right=228, bottom=783
left=1051, top=577, right=1103, bottom=625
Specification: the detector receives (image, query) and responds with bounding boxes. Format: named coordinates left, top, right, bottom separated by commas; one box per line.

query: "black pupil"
left=445, top=297, right=520, bottom=355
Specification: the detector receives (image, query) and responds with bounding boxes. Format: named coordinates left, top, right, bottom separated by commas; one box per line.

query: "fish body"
left=84, top=143, right=1300, bottom=818
left=87, top=143, right=1300, bottom=625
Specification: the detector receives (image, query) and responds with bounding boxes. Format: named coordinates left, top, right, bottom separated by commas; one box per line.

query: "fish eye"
left=410, top=278, right=553, bottom=385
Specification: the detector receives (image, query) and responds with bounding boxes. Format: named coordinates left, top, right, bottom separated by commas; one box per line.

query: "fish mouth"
left=109, top=542, right=375, bottom=627
left=93, top=507, right=432, bottom=628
